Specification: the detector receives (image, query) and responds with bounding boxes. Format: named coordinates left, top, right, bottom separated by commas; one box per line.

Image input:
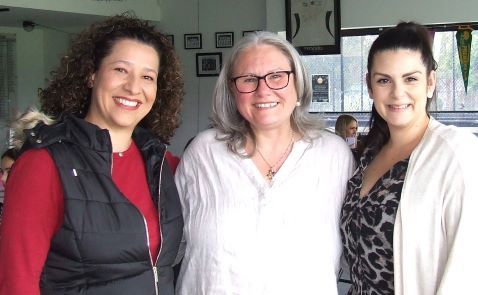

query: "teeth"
left=389, top=104, right=409, bottom=109
left=114, top=97, right=138, bottom=107
left=255, top=102, right=278, bottom=108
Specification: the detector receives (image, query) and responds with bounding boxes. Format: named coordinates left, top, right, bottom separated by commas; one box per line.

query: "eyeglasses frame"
left=230, top=70, right=295, bottom=93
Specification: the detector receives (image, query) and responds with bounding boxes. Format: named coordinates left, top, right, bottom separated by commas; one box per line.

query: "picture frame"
left=309, top=74, right=330, bottom=113
left=166, top=35, right=174, bottom=46
left=285, top=0, right=341, bottom=55
left=215, top=32, right=234, bottom=48
left=184, top=33, right=202, bottom=50
left=196, top=52, right=222, bottom=77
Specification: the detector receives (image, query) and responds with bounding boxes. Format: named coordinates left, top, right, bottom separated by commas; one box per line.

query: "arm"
left=173, top=155, right=190, bottom=266
left=0, top=149, right=63, bottom=295
left=436, top=153, right=478, bottom=294
left=332, top=138, right=356, bottom=276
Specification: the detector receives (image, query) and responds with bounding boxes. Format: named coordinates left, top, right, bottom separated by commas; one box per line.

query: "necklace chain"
left=256, top=130, right=294, bottom=181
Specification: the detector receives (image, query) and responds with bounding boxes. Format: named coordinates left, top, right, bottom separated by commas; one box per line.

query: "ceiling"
left=0, top=5, right=107, bottom=33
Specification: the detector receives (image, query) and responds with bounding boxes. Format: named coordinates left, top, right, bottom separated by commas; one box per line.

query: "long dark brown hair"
left=362, top=21, right=437, bottom=154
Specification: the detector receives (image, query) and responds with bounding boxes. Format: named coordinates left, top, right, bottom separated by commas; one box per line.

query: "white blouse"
left=175, top=129, right=354, bottom=295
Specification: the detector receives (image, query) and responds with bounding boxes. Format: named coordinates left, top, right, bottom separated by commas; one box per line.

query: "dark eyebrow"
left=373, top=70, right=422, bottom=78
left=109, top=60, right=158, bottom=75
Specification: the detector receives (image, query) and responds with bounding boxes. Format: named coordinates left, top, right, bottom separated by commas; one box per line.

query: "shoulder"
left=309, top=129, right=351, bottom=152
left=16, top=148, right=55, bottom=167
left=190, top=129, right=218, bottom=144
left=302, top=130, right=355, bottom=172
left=9, top=148, right=58, bottom=188
left=184, top=129, right=226, bottom=155
left=412, top=119, right=478, bottom=182
left=424, top=119, right=478, bottom=156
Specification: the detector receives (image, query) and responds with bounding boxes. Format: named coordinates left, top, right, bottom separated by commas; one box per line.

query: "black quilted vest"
left=23, top=116, right=183, bottom=295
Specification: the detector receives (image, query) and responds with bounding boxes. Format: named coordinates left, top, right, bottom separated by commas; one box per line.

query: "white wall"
left=43, top=29, right=71, bottom=87
left=0, top=0, right=162, bottom=21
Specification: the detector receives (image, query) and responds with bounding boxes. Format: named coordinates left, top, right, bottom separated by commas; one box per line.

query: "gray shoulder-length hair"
left=211, top=31, right=323, bottom=156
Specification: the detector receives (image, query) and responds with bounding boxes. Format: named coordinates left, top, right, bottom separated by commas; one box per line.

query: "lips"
left=255, top=102, right=278, bottom=108
left=113, top=96, right=141, bottom=108
left=388, top=104, right=410, bottom=110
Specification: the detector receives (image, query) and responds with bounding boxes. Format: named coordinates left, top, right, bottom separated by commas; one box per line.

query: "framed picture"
left=285, top=0, right=341, bottom=55
left=184, top=33, right=202, bottom=49
left=215, top=32, right=234, bottom=48
left=166, top=35, right=174, bottom=46
left=309, top=74, right=330, bottom=113
left=196, top=52, right=222, bottom=77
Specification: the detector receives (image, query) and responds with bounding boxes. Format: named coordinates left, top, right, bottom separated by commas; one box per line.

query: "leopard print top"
left=340, top=146, right=409, bottom=295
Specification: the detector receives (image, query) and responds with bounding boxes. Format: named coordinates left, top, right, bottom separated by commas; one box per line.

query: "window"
left=0, top=34, right=16, bottom=151
left=300, top=28, right=478, bottom=132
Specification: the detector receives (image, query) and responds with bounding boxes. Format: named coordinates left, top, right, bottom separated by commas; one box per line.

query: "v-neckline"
left=241, top=139, right=308, bottom=187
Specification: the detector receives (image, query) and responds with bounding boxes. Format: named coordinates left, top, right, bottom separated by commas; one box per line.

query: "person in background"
left=0, top=148, right=17, bottom=187
left=0, top=14, right=184, bottom=295
left=175, top=31, right=354, bottom=294
left=335, top=114, right=358, bottom=149
left=340, top=22, right=478, bottom=295
left=335, top=114, right=359, bottom=162
left=0, top=148, right=17, bottom=225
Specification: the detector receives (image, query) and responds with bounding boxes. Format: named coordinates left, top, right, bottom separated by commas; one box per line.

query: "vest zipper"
left=153, top=151, right=166, bottom=293
left=146, top=151, right=166, bottom=295
left=142, top=216, right=159, bottom=295
left=114, top=150, right=160, bottom=294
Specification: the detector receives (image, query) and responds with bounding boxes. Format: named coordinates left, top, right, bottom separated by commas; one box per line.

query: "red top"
left=165, top=151, right=180, bottom=174
left=0, top=143, right=160, bottom=295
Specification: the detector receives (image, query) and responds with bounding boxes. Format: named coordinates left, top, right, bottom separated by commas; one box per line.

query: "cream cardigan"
left=394, top=117, right=478, bottom=294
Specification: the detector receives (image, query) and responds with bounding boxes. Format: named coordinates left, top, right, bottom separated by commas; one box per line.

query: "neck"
left=386, top=115, right=429, bottom=152
left=108, top=129, right=134, bottom=153
left=251, top=125, right=296, bottom=152
left=251, top=126, right=296, bottom=181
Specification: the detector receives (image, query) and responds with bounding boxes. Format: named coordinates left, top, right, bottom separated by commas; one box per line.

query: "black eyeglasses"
left=230, top=70, right=294, bottom=93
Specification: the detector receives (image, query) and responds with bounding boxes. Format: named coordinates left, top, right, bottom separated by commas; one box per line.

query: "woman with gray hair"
left=175, top=31, right=354, bottom=294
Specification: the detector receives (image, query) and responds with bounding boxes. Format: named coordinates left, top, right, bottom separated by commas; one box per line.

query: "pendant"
left=266, top=168, right=276, bottom=181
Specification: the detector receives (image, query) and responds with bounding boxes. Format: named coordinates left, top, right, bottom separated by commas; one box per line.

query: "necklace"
left=256, top=130, right=295, bottom=181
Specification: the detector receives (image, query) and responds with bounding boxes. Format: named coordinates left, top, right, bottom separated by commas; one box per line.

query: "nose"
left=255, top=77, right=271, bottom=95
left=124, top=74, right=141, bottom=94
left=391, top=81, right=405, bottom=99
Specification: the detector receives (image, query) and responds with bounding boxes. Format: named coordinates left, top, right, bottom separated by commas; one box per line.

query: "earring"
left=87, top=79, right=93, bottom=88
left=296, top=101, right=301, bottom=107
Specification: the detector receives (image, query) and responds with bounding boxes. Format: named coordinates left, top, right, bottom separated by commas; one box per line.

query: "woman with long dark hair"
left=340, top=22, right=478, bottom=294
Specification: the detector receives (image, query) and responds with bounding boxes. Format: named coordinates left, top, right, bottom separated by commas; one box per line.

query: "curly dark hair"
left=39, top=13, right=184, bottom=143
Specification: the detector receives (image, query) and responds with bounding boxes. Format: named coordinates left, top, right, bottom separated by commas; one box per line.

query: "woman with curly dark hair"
left=0, top=14, right=184, bottom=295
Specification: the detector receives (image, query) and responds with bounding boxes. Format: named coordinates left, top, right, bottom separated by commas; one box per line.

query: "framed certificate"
left=309, top=74, right=330, bottom=112
left=196, top=53, right=222, bottom=77
left=286, top=0, right=341, bottom=55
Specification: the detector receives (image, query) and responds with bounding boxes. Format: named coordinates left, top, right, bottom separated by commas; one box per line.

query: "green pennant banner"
left=456, top=27, right=473, bottom=93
